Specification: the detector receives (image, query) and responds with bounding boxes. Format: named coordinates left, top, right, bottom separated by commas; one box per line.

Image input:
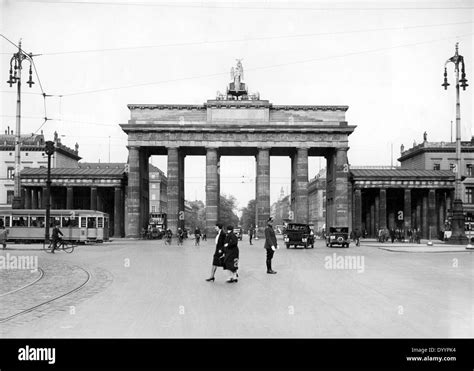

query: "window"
left=62, top=217, right=78, bottom=227
left=97, top=217, right=103, bottom=228
left=151, top=194, right=156, bottom=200
left=466, top=188, right=474, bottom=204
left=433, top=163, right=440, bottom=170
left=7, top=167, right=14, bottom=179
left=87, top=217, right=97, bottom=228
left=6, top=191, right=14, bottom=204
left=151, top=206, right=156, bottom=212
left=152, top=184, right=156, bottom=189
left=467, top=164, right=473, bottom=177
left=31, top=216, right=45, bottom=228
left=12, top=216, right=27, bottom=227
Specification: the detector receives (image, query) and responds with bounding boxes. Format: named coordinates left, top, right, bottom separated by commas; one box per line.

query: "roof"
left=350, top=169, right=454, bottom=179
left=78, top=162, right=126, bottom=169
left=20, top=167, right=126, bottom=177
left=149, top=163, right=165, bottom=175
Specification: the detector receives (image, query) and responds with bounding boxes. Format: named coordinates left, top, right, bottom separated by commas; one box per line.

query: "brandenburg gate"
left=120, top=61, right=356, bottom=237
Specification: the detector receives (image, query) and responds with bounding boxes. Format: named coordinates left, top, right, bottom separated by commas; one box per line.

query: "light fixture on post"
left=443, top=42, right=468, bottom=245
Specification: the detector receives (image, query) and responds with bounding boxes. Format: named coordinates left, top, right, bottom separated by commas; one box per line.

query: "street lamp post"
left=44, top=141, right=55, bottom=243
left=443, top=42, right=469, bottom=244
left=6, top=40, right=35, bottom=209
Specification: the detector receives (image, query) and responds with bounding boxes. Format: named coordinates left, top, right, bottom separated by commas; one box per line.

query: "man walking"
left=264, top=217, right=278, bottom=274
left=249, top=225, right=254, bottom=245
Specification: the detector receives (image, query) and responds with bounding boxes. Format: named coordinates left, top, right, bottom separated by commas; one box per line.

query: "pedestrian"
left=205, top=223, right=227, bottom=282
left=177, top=228, right=184, bottom=246
left=51, top=224, right=63, bottom=253
left=194, top=226, right=201, bottom=246
left=354, top=228, right=361, bottom=246
left=165, top=228, right=172, bottom=245
left=0, top=225, right=8, bottom=249
left=264, top=217, right=278, bottom=274
left=223, top=225, right=239, bottom=283
left=249, top=225, right=254, bottom=245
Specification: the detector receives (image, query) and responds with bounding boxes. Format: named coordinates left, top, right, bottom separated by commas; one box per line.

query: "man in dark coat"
left=223, top=225, right=239, bottom=283
left=264, top=217, right=278, bottom=274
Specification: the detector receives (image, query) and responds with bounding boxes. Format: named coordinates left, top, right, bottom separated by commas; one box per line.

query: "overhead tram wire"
left=58, top=31, right=474, bottom=98
left=16, top=0, right=474, bottom=11
left=37, top=20, right=474, bottom=56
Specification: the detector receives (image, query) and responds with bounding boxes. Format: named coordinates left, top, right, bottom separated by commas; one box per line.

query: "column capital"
left=336, top=146, right=350, bottom=152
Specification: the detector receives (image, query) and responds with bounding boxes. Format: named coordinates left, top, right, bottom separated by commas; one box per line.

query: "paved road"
left=1, top=236, right=472, bottom=338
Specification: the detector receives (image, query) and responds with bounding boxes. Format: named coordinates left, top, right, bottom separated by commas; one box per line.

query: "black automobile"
left=326, top=227, right=350, bottom=247
left=233, top=227, right=243, bottom=240
left=283, top=223, right=314, bottom=249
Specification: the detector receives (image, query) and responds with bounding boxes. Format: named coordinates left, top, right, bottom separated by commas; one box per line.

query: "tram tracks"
left=0, top=265, right=92, bottom=324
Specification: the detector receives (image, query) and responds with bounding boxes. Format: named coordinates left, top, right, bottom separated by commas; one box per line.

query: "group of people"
left=205, top=217, right=278, bottom=284
left=375, top=228, right=422, bottom=243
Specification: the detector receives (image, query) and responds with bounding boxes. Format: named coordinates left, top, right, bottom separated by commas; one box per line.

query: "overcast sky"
left=1, top=0, right=473, bottom=210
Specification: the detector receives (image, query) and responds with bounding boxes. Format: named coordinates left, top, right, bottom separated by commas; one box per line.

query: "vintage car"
left=326, top=227, right=350, bottom=247
left=283, top=223, right=314, bottom=249
left=233, top=227, right=243, bottom=240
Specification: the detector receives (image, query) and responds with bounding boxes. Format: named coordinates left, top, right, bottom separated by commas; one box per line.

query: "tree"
left=219, top=194, right=240, bottom=228
left=240, top=199, right=256, bottom=231
left=185, top=200, right=206, bottom=231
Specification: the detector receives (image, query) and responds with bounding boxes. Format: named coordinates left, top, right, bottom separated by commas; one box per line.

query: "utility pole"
left=44, top=141, right=55, bottom=243
left=442, top=42, right=469, bottom=244
left=6, top=40, right=35, bottom=209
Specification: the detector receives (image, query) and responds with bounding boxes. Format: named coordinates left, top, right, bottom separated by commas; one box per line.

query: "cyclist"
left=165, top=228, right=172, bottom=245
left=194, top=227, right=201, bottom=246
left=51, top=225, right=63, bottom=253
left=177, top=228, right=184, bottom=246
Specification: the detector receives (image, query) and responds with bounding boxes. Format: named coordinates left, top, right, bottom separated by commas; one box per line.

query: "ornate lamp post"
left=44, top=141, right=55, bottom=243
left=443, top=42, right=469, bottom=244
left=6, top=40, right=35, bottom=209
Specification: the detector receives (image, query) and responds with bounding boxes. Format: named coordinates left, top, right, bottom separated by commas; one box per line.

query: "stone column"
left=97, top=189, right=103, bottom=212
left=428, top=189, right=436, bottom=239
left=167, top=147, right=180, bottom=234
left=374, top=193, right=380, bottom=232
left=139, top=148, right=149, bottom=232
left=42, top=186, right=47, bottom=209
left=66, top=187, right=74, bottom=209
left=292, top=148, right=309, bottom=223
left=178, top=151, right=186, bottom=231
left=32, top=188, right=38, bottom=209
left=354, top=188, right=362, bottom=233
left=206, top=148, right=219, bottom=237
left=256, top=148, right=270, bottom=235
left=404, top=189, right=412, bottom=230
left=25, top=188, right=32, bottom=209
left=114, top=187, right=123, bottom=238
left=416, top=198, right=422, bottom=230
left=90, top=187, right=98, bottom=210
left=370, top=201, right=375, bottom=237
left=125, top=146, right=141, bottom=238
left=422, top=192, right=428, bottom=239
left=335, top=147, right=350, bottom=227
left=379, top=188, right=387, bottom=230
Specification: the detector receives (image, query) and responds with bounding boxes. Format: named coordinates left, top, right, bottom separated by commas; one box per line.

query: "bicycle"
left=194, top=234, right=201, bottom=246
left=164, top=235, right=172, bottom=245
left=43, top=238, right=76, bottom=253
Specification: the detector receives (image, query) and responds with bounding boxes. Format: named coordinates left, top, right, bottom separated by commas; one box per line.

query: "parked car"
left=283, top=223, right=314, bottom=249
left=326, top=227, right=350, bottom=247
left=233, top=227, right=243, bottom=240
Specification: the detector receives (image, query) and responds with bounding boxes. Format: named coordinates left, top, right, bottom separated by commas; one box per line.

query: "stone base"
left=11, top=196, right=23, bottom=209
left=447, top=234, right=469, bottom=245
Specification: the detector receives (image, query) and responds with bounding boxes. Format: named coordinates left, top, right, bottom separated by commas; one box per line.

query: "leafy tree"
left=240, top=199, right=256, bottom=231
left=185, top=200, right=206, bottom=231
left=219, top=194, right=240, bottom=229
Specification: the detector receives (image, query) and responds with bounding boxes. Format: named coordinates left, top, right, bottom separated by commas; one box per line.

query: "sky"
left=1, top=0, right=473, bottom=211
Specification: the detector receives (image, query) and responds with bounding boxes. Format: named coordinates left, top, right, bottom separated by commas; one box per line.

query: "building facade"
left=308, top=168, right=326, bottom=232
left=149, top=163, right=167, bottom=213
left=1, top=130, right=80, bottom=207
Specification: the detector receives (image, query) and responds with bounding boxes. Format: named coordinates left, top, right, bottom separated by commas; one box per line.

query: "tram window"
left=80, top=217, right=87, bottom=228
left=30, top=216, right=45, bottom=228
left=62, top=217, right=79, bottom=228
left=12, top=216, right=27, bottom=227
left=0, top=216, right=5, bottom=228
left=4, top=216, right=11, bottom=227
left=49, top=217, right=60, bottom=227
left=97, top=217, right=103, bottom=228
left=104, top=217, right=109, bottom=228
left=87, top=217, right=97, bottom=228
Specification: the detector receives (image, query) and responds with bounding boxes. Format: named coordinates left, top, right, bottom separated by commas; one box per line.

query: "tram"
left=0, top=209, right=110, bottom=243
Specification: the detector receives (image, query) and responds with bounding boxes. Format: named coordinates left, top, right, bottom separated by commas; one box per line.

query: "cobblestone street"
left=1, top=236, right=473, bottom=338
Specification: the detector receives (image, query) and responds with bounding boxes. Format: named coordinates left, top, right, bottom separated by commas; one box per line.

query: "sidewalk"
left=361, top=239, right=474, bottom=252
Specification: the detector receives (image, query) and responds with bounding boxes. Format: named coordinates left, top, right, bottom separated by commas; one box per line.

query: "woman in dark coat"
left=205, top=223, right=226, bottom=282
left=223, top=225, right=239, bottom=283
